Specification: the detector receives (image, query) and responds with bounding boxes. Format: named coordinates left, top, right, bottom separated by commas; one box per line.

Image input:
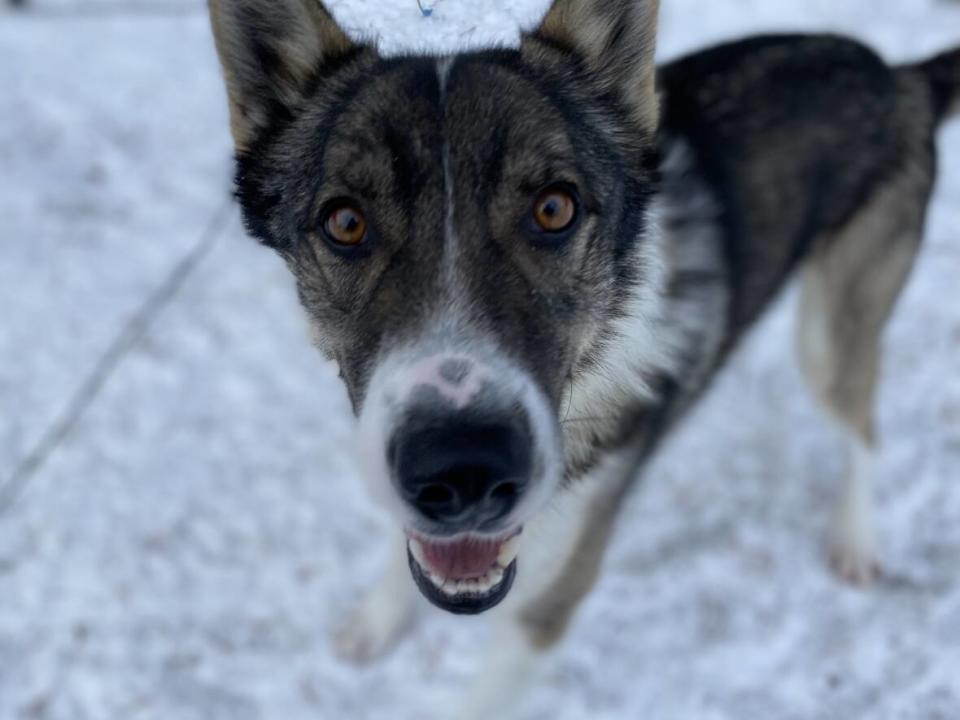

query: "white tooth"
left=427, top=570, right=447, bottom=590
left=409, top=538, right=428, bottom=568
left=442, top=580, right=461, bottom=596
left=497, top=534, right=521, bottom=566
left=475, top=575, right=494, bottom=593
left=487, top=566, right=505, bottom=588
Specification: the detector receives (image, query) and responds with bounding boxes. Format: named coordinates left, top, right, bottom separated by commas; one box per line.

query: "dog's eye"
left=531, top=186, right=578, bottom=234
left=321, top=202, right=367, bottom=247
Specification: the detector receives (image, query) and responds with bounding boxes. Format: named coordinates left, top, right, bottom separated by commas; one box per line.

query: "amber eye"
left=532, top=187, right=578, bottom=234
left=322, top=202, right=367, bottom=247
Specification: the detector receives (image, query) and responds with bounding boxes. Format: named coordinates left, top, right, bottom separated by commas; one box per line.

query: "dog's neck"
left=561, top=137, right=731, bottom=479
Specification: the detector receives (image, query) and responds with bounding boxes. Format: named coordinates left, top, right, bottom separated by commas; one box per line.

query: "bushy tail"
left=913, top=46, right=960, bottom=123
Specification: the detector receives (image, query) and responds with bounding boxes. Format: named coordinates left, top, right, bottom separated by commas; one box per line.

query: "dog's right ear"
left=209, top=0, right=358, bottom=152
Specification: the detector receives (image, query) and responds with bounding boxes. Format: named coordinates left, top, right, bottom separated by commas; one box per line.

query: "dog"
left=208, top=0, right=959, bottom=715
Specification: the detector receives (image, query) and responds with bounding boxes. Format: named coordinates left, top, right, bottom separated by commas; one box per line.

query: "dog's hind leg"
left=334, top=531, right=419, bottom=663
left=795, top=170, right=930, bottom=585
left=453, top=447, right=642, bottom=720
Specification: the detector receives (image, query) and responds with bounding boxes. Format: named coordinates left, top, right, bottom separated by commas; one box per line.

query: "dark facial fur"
left=220, top=5, right=660, bottom=415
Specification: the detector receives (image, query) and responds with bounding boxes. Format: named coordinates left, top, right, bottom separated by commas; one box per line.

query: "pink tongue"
left=421, top=536, right=502, bottom=579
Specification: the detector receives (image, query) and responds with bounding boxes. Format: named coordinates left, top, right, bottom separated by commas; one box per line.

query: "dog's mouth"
left=406, top=529, right=521, bottom=614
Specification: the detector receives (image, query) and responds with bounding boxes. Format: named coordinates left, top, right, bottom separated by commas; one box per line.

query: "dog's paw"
left=333, top=592, right=416, bottom=665
left=829, top=538, right=881, bottom=587
left=829, top=471, right=880, bottom=587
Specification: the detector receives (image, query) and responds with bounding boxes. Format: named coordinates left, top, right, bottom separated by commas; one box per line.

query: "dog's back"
left=659, top=35, right=957, bottom=342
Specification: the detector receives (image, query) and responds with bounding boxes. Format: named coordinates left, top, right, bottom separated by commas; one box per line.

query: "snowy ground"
left=1, top=0, right=959, bottom=718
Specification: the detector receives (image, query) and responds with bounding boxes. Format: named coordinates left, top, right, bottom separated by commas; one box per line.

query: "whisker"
left=560, top=415, right=616, bottom=426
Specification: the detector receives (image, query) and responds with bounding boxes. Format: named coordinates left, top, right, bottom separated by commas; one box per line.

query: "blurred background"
left=1, top=0, right=959, bottom=718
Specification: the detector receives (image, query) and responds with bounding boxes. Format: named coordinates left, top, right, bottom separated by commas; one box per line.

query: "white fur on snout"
left=356, top=346, right=562, bottom=530
left=405, top=354, right=486, bottom=410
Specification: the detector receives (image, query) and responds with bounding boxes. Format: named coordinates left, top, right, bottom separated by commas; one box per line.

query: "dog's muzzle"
left=390, top=407, right=531, bottom=613
left=358, top=349, right=560, bottom=614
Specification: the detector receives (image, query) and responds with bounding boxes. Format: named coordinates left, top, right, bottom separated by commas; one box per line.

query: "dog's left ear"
left=209, top=0, right=359, bottom=152
left=525, top=0, right=661, bottom=133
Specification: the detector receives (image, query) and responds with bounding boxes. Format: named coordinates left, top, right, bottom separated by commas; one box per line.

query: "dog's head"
left=210, top=0, right=662, bottom=614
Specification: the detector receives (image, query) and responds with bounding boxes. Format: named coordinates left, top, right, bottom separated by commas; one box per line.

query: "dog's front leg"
left=453, top=447, right=643, bottom=720
left=334, top=531, right=419, bottom=664
left=453, top=619, right=545, bottom=720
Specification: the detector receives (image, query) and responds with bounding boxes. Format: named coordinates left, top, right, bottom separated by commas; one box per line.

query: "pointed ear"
left=209, top=0, right=358, bottom=152
left=527, top=0, right=661, bottom=133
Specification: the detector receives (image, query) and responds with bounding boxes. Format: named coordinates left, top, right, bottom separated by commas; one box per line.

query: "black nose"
left=391, top=415, right=532, bottom=529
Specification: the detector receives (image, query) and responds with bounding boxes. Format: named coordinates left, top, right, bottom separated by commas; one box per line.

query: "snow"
left=1, top=0, right=958, bottom=718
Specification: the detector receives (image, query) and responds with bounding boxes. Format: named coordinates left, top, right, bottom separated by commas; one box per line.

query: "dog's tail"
left=907, top=45, right=960, bottom=124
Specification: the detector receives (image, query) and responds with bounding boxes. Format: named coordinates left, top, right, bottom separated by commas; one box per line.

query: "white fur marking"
left=830, top=436, right=879, bottom=585
left=404, top=354, right=485, bottom=409
left=450, top=623, right=542, bottom=720
left=441, top=143, right=458, bottom=281
left=436, top=57, right=459, bottom=283
left=436, top=56, right=454, bottom=92
left=334, top=534, right=418, bottom=663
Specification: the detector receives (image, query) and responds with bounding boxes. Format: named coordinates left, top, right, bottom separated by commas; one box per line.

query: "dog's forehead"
left=443, top=57, right=577, bottom=170
left=328, top=54, right=569, bottom=148
left=316, top=53, right=579, bottom=206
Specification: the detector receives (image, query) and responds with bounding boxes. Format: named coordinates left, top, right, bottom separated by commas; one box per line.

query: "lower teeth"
left=433, top=565, right=507, bottom=596
left=409, top=533, right=519, bottom=597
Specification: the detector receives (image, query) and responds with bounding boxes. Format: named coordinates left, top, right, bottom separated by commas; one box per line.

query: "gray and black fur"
left=628, top=34, right=953, bottom=451
left=209, top=0, right=959, bottom=708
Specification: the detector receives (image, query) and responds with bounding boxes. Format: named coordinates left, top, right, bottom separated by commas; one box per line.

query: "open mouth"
left=406, top=529, right=521, bottom=614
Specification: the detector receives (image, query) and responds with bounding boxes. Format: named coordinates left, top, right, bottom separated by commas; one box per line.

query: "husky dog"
left=209, top=0, right=958, bottom=714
